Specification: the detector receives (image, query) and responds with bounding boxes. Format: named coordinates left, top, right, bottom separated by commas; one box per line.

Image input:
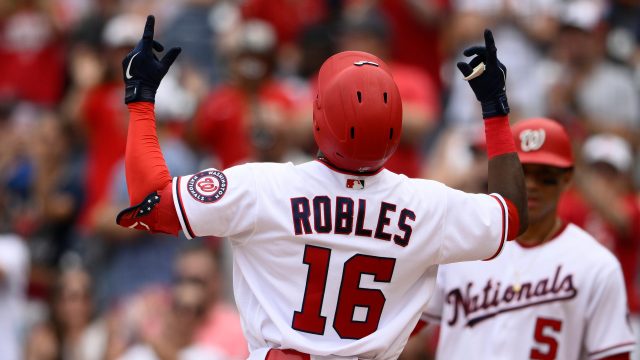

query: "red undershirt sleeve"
left=117, top=102, right=180, bottom=235
left=126, top=102, right=172, bottom=204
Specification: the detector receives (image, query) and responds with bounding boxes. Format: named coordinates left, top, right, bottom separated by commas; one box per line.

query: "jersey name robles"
left=290, top=197, right=415, bottom=247
left=172, top=160, right=508, bottom=359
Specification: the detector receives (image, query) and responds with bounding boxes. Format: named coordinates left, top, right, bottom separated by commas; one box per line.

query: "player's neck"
left=516, top=215, right=562, bottom=247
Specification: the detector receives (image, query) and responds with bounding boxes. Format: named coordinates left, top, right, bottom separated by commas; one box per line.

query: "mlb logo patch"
left=346, top=179, right=365, bottom=190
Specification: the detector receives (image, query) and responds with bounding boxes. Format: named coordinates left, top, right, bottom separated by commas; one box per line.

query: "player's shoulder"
left=223, top=161, right=296, bottom=175
left=392, top=172, right=452, bottom=193
left=560, top=223, right=622, bottom=269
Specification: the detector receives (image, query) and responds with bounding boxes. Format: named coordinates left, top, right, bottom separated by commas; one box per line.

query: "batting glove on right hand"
left=122, top=15, right=181, bottom=104
left=457, top=29, right=509, bottom=119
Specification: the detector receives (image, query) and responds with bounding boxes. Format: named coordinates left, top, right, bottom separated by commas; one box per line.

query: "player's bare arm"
left=458, top=29, right=528, bottom=237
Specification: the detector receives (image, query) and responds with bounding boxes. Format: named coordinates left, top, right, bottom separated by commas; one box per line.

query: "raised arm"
left=114, top=15, right=183, bottom=235
left=457, top=30, right=528, bottom=238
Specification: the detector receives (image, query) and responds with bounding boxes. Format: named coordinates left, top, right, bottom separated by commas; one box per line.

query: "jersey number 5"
left=530, top=317, right=563, bottom=360
left=292, top=245, right=396, bottom=339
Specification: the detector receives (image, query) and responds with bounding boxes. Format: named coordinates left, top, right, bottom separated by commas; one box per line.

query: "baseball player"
left=115, top=16, right=527, bottom=359
left=419, top=118, right=636, bottom=360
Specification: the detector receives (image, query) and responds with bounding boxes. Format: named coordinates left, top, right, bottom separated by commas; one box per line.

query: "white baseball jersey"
left=171, top=160, right=509, bottom=359
left=424, top=223, right=636, bottom=360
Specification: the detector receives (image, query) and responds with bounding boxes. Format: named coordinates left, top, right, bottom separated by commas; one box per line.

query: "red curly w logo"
left=197, top=177, right=218, bottom=193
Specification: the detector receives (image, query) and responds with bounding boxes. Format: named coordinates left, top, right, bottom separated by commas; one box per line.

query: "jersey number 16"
left=292, top=245, right=396, bottom=339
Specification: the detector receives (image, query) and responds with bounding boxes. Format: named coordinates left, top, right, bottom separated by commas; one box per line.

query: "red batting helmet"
left=512, top=118, right=573, bottom=168
left=313, top=51, right=402, bottom=172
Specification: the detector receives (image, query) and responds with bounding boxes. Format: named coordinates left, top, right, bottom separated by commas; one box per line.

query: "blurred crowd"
left=0, top=0, right=639, bottom=359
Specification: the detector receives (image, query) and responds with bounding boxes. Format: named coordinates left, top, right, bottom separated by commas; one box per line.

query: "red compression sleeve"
left=484, top=115, right=516, bottom=159
left=126, top=103, right=172, bottom=205
left=155, top=182, right=180, bottom=235
left=409, top=320, right=427, bottom=338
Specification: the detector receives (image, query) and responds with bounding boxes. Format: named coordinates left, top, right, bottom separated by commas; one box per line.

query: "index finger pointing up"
left=483, top=29, right=496, bottom=52
left=143, top=15, right=155, bottom=43
left=484, top=29, right=497, bottom=64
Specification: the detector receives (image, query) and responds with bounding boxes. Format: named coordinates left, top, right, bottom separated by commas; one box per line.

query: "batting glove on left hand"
left=122, top=15, right=181, bottom=104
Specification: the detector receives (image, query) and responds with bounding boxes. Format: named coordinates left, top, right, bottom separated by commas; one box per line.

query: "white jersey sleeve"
left=438, top=187, right=508, bottom=264
left=584, top=260, right=636, bottom=359
left=422, top=267, right=445, bottom=324
left=173, top=165, right=258, bottom=241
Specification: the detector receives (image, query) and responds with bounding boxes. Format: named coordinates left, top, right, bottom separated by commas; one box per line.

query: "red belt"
left=266, top=349, right=311, bottom=360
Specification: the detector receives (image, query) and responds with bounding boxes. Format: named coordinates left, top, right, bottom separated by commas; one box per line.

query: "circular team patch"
left=187, top=170, right=227, bottom=203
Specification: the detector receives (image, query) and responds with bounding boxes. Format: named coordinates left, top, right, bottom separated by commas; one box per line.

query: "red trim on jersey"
left=517, top=221, right=569, bottom=249
left=503, top=197, right=520, bottom=240
left=484, top=115, right=516, bottom=159
left=410, top=319, right=427, bottom=337
left=175, top=176, right=196, bottom=239
left=484, top=195, right=506, bottom=261
left=600, top=353, right=631, bottom=360
left=315, top=158, right=385, bottom=176
left=265, top=349, right=311, bottom=360
left=588, top=342, right=636, bottom=358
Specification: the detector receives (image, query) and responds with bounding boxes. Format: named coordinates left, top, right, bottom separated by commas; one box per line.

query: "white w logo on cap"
left=520, top=129, right=546, bottom=152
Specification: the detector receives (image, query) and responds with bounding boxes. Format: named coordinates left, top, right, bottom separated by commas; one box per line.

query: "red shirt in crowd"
left=194, top=81, right=295, bottom=169
left=195, top=302, right=249, bottom=359
left=0, top=10, right=65, bottom=105
left=383, top=63, right=440, bottom=178
left=558, top=187, right=640, bottom=313
left=380, top=0, right=449, bottom=90
left=241, top=0, right=327, bottom=45
left=79, top=82, right=128, bottom=226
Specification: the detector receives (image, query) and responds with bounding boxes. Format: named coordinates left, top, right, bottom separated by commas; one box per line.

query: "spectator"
left=161, top=0, right=229, bottom=85
left=192, top=20, right=298, bottom=168
left=76, top=13, right=143, bottom=229
left=25, top=266, right=107, bottom=360
left=379, top=0, right=449, bottom=89
left=26, top=110, right=85, bottom=304
left=115, top=281, right=225, bottom=360
left=176, top=244, right=248, bottom=359
left=29, top=111, right=84, bottom=266
left=0, top=1, right=66, bottom=105
left=0, top=103, right=83, bottom=302
left=559, top=134, right=640, bottom=314
left=543, top=8, right=640, bottom=142
left=279, top=23, right=338, bottom=162
left=241, top=0, right=327, bottom=47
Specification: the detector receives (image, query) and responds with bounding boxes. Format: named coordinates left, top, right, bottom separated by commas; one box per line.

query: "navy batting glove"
left=457, top=29, right=509, bottom=118
left=122, top=15, right=181, bottom=104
